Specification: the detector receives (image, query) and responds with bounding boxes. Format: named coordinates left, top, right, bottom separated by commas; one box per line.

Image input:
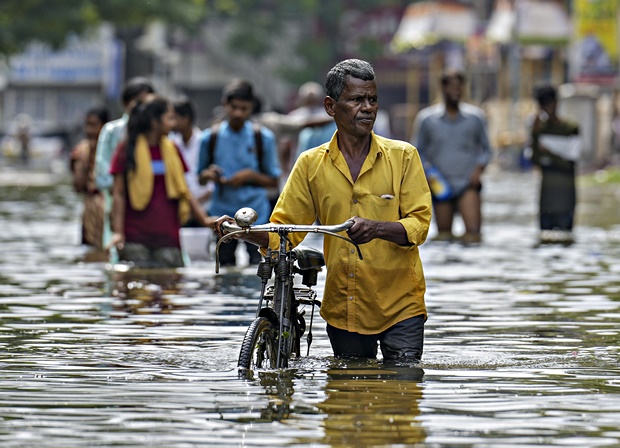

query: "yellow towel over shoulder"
left=127, top=135, right=190, bottom=224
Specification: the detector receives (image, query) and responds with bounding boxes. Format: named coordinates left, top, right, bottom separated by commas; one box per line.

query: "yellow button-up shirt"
left=268, top=131, right=432, bottom=334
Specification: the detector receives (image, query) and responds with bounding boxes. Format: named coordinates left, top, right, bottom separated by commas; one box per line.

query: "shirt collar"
left=437, top=103, right=464, bottom=119
left=327, top=130, right=383, bottom=162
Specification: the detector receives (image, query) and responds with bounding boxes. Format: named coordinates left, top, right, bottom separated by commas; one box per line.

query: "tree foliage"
left=0, top=0, right=408, bottom=83
left=0, top=0, right=208, bottom=55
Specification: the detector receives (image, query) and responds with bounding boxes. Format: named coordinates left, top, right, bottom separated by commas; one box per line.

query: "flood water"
left=1, top=168, right=620, bottom=447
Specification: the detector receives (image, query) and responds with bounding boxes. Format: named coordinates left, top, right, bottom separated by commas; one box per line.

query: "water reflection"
left=317, top=363, right=426, bottom=447
left=106, top=268, right=184, bottom=317
left=240, top=362, right=426, bottom=446
left=2, top=172, right=620, bottom=447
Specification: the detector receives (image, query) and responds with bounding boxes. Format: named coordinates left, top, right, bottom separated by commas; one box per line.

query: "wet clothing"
left=531, top=118, right=579, bottom=231
left=126, top=135, right=190, bottom=225
left=412, top=103, right=492, bottom=197
left=71, top=139, right=104, bottom=249
left=197, top=120, right=280, bottom=225
left=95, top=115, right=127, bottom=192
left=117, top=243, right=184, bottom=269
left=327, top=315, right=424, bottom=361
left=110, top=141, right=188, bottom=250
left=267, top=131, right=432, bottom=335
left=95, top=114, right=128, bottom=250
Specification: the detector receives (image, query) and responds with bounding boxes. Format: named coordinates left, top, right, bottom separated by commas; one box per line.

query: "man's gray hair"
left=325, top=59, right=375, bottom=101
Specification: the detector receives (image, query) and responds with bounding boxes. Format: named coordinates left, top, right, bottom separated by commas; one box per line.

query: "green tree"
left=0, top=0, right=407, bottom=84
left=214, top=0, right=407, bottom=84
left=0, top=0, right=208, bottom=55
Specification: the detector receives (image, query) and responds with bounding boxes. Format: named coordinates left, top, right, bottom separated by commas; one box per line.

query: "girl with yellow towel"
left=109, top=95, right=216, bottom=268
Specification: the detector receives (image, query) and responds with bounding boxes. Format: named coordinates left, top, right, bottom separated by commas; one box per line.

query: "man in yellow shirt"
left=215, top=59, right=432, bottom=362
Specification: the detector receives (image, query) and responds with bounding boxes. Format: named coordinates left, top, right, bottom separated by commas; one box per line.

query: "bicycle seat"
left=293, top=246, right=325, bottom=270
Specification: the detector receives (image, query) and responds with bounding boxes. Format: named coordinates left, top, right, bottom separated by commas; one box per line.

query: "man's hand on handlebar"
left=213, top=214, right=270, bottom=248
left=347, top=216, right=411, bottom=246
left=213, top=215, right=236, bottom=239
left=346, top=217, right=377, bottom=244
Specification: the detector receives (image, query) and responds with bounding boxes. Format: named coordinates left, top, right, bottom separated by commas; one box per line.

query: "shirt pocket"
left=362, top=193, right=400, bottom=221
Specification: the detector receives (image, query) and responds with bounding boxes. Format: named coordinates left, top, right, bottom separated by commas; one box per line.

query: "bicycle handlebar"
left=221, top=219, right=354, bottom=235
left=215, top=219, right=363, bottom=273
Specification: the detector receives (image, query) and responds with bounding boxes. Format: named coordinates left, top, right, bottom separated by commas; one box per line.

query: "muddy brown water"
left=1, top=169, right=619, bottom=447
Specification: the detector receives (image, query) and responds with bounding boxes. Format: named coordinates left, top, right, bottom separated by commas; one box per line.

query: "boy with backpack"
left=197, top=79, right=280, bottom=266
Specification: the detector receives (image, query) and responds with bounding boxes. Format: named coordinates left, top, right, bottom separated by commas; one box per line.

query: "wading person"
left=530, top=84, right=580, bottom=244
left=70, top=105, right=110, bottom=250
left=197, top=79, right=280, bottom=267
left=170, top=96, right=214, bottom=221
left=215, top=59, right=432, bottom=363
left=94, top=77, right=155, bottom=250
left=411, top=69, right=492, bottom=243
left=109, top=95, right=215, bottom=268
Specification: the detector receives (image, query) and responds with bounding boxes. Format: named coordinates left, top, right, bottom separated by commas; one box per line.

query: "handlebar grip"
left=221, top=221, right=240, bottom=234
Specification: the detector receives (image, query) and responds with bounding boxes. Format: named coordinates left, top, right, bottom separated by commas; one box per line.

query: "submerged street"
left=1, top=167, right=620, bottom=447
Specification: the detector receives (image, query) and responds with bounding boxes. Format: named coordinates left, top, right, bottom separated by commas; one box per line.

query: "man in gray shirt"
left=411, top=69, right=492, bottom=243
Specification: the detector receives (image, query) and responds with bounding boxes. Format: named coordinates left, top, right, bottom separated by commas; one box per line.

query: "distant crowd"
left=71, top=68, right=578, bottom=270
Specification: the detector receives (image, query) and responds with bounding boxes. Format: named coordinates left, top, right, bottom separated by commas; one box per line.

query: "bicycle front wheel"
left=238, top=317, right=279, bottom=370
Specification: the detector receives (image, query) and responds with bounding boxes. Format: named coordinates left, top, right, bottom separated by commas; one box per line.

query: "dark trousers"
left=218, top=239, right=262, bottom=266
left=326, top=314, right=425, bottom=362
left=540, top=211, right=574, bottom=231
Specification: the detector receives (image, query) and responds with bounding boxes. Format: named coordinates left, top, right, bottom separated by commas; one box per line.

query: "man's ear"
left=324, top=96, right=336, bottom=117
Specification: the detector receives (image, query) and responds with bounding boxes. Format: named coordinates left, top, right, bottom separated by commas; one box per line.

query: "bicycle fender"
left=257, top=308, right=279, bottom=327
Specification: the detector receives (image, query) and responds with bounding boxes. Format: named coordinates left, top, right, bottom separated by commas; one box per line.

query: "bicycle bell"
left=234, top=207, right=258, bottom=228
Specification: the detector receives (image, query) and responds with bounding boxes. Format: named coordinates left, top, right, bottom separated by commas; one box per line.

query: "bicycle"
left=215, top=207, right=363, bottom=371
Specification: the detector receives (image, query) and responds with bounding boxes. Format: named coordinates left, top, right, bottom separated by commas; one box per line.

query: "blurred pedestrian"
left=108, top=95, right=215, bottom=268
left=169, top=96, right=213, bottom=218
left=411, top=69, right=492, bottom=243
left=295, top=119, right=337, bottom=161
left=70, top=105, right=110, bottom=250
left=530, top=84, right=580, bottom=243
left=288, top=81, right=328, bottom=119
left=290, top=82, right=337, bottom=163
left=15, top=114, right=32, bottom=166
left=94, top=77, right=155, bottom=251
left=197, top=79, right=280, bottom=267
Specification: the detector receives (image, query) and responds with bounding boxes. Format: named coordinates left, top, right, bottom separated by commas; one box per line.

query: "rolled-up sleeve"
left=397, top=146, right=432, bottom=247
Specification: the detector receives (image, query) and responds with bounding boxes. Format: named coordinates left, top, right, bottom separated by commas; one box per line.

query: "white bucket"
left=179, top=227, right=213, bottom=261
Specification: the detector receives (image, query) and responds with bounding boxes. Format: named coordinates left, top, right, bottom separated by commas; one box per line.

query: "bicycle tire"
left=238, top=317, right=279, bottom=370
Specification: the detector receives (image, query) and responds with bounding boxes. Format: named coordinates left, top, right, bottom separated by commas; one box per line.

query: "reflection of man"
left=215, top=59, right=432, bottom=363
left=315, top=366, right=425, bottom=446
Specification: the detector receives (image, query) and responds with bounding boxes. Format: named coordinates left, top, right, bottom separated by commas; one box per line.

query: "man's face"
left=85, top=114, right=103, bottom=141
left=442, top=77, right=463, bottom=106
left=173, top=113, right=191, bottom=134
left=224, top=98, right=254, bottom=130
left=160, top=106, right=177, bottom=136
left=541, top=100, right=557, bottom=117
left=326, top=76, right=378, bottom=138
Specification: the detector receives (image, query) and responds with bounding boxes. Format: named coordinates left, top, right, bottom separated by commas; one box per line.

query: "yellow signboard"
left=574, top=0, right=619, bottom=82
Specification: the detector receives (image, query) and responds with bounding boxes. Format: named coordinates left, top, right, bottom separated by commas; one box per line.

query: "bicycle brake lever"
left=315, top=229, right=363, bottom=261
left=215, top=229, right=247, bottom=273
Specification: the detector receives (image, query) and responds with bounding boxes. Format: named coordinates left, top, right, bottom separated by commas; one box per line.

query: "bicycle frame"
left=215, top=208, right=363, bottom=370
